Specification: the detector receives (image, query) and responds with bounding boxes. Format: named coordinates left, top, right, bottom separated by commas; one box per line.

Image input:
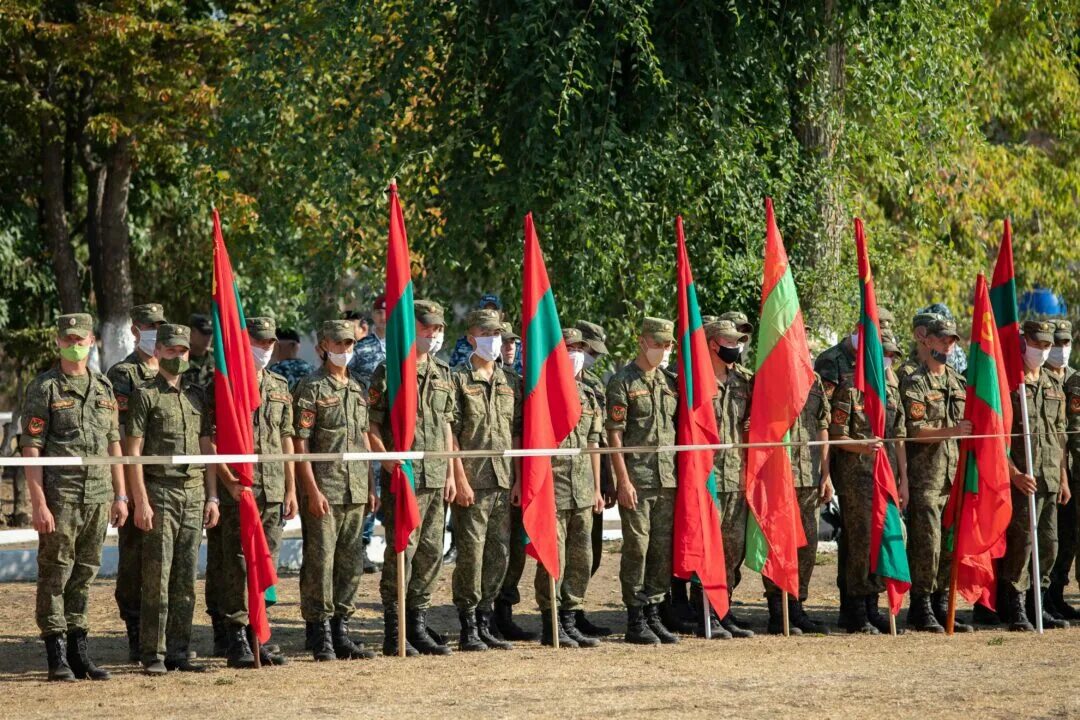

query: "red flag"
left=520, top=213, right=582, bottom=578
left=990, top=219, right=1024, bottom=392
left=671, top=216, right=729, bottom=619
left=211, top=209, right=278, bottom=644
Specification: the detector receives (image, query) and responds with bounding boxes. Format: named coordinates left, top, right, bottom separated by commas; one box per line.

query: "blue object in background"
left=1019, top=286, right=1066, bottom=316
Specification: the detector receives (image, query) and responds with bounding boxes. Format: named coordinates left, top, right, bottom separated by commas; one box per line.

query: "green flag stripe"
left=745, top=511, right=768, bottom=573
left=967, top=343, right=1002, bottom=412
left=861, top=318, right=887, bottom=404
left=680, top=282, right=703, bottom=408
left=989, top=280, right=1018, bottom=326
left=211, top=302, right=228, bottom=375
left=524, top=289, right=562, bottom=396
left=754, top=267, right=799, bottom=371
left=877, top=501, right=911, bottom=582
left=385, top=281, right=416, bottom=407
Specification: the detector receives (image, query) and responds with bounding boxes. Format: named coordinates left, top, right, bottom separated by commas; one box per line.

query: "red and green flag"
left=385, top=183, right=421, bottom=551
left=520, top=213, right=582, bottom=578
left=211, top=209, right=278, bottom=644
left=744, top=198, right=812, bottom=598
left=853, top=218, right=910, bottom=615
left=672, top=216, right=729, bottom=619
left=989, top=219, right=1024, bottom=392
left=943, top=274, right=1013, bottom=609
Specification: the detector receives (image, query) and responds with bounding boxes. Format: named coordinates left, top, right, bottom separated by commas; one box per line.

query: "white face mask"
left=568, top=350, right=586, bottom=377
left=643, top=345, right=669, bottom=369
left=417, top=332, right=444, bottom=356
left=849, top=332, right=860, bottom=351
left=251, top=345, right=273, bottom=370
left=327, top=350, right=351, bottom=368
left=137, top=329, right=157, bottom=356
left=472, top=334, right=502, bottom=362
left=1023, top=344, right=1051, bottom=371
left=582, top=353, right=598, bottom=370
left=1047, top=345, right=1071, bottom=369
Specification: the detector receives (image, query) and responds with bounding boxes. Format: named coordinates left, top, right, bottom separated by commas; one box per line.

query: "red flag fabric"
left=211, top=209, right=278, bottom=644
left=671, top=216, right=729, bottom=619
left=520, top=213, right=582, bottom=578
left=989, top=219, right=1024, bottom=392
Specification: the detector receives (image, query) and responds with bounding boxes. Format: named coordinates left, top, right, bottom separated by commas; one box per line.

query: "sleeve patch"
left=822, top=380, right=837, bottom=399
left=95, top=399, right=117, bottom=410
left=609, top=405, right=627, bottom=422
left=116, top=394, right=129, bottom=411
left=299, top=409, right=316, bottom=428
left=831, top=408, right=849, bottom=426
left=27, top=417, right=45, bottom=436
left=368, top=387, right=382, bottom=405
left=1070, top=395, right=1080, bottom=414
left=908, top=401, right=926, bottom=420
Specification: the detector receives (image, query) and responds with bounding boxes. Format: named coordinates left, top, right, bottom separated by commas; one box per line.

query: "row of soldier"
left=17, top=294, right=1079, bottom=680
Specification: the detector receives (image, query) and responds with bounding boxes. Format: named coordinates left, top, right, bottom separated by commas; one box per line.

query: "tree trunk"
left=39, top=113, right=83, bottom=314
left=97, top=135, right=136, bottom=368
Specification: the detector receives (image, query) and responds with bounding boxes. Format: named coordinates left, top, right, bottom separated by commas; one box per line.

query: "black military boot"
left=330, top=616, right=376, bottom=659
left=659, top=593, right=697, bottom=634
left=476, top=608, right=514, bottom=650
left=44, top=633, right=76, bottom=682
left=865, top=594, right=901, bottom=634
left=644, top=604, right=680, bottom=644
left=845, top=595, right=879, bottom=634
left=493, top=598, right=537, bottom=641
left=540, top=610, right=578, bottom=648
left=560, top=609, right=599, bottom=648
left=907, top=593, right=943, bottom=633
left=1006, top=589, right=1034, bottom=632
left=972, top=601, right=1001, bottom=625
left=124, top=615, right=140, bottom=663
left=226, top=623, right=256, bottom=669
left=65, top=628, right=110, bottom=680
left=791, top=599, right=830, bottom=635
left=246, top=626, right=288, bottom=666
left=382, top=608, right=419, bottom=657
left=766, top=594, right=802, bottom=636
left=1027, top=588, right=1069, bottom=630
left=931, top=592, right=974, bottom=633
left=1047, top=582, right=1080, bottom=620
left=624, top=606, right=660, bottom=645
left=720, top=612, right=756, bottom=638
left=688, top=584, right=731, bottom=639
left=209, top=613, right=228, bottom=658
left=406, top=608, right=451, bottom=656
left=573, top=610, right=612, bottom=637
left=164, top=655, right=206, bottom=672
left=457, top=609, right=487, bottom=652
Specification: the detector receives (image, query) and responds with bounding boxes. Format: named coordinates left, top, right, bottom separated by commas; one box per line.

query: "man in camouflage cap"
left=293, top=319, right=377, bottom=660
left=368, top=299, right=456, bottom=656
left=878, top=306, right=896, bottom=333
left=23, top=313, right=128, bottom=681
left=1000, top=319, right=1070, bottom=631
left=449, top=307, right=523, bottom=651
left=106, top=301, right=166, bottom=660
left=896, top=312, right=942, bottom=385
left=126, top=323, right=221, bottom=674
left=607, top=316, right=680, bottom=645
left=1047, top=319, right=1079, bottom=620
left=900, top=317, right=972, bottom=632
left=520, top=327, right=605, bottom=648
left=719, top=311, right=754, bottom=365
left=184, top=313, right=215, bottom=389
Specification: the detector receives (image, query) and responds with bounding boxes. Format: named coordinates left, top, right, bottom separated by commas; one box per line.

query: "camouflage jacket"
left=813, top=338, right=857, bottom=402
left=268, top=358, right=315, bottom=392
left=901, top=364, right=966, bottom=490
left=553, top=380, right=604, bottom=510
left=712, top=364, right=754, bottom=494
left=107, top=351, right=157, bottom=432
left=605, top=362, right=678, bottom=490
left=791, top=373, right=830, bottom=488
left=828, top=379, right=906, bottom=494
left=1011, top=370, right=1067, bottom=493
left=451, top=363, right=522, bottom=490
left=293, top=366, right=370, bottom=504
left=127, top=374, right=212, bottom=488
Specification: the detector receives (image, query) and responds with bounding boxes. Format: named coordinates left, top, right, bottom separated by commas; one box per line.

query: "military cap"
left=414, top=299, right=445, bottom=326
left=705, top=319, right=749, bottom=344
left=701, top=315, right=720, bottom=325
left=878, top=307, right=895, bottom=329
left=131, top=303, right=166, bottom=326
left=927, top=317, right=960, bottom=340
left=478, top=293, right=502, bottom=310
left=466, top=308, right=502, bottom=332
left=319, top=319, right=355, bottom=342
left=372, top=294, right=387, bottom=311
left=189, top=313, right=213, bottom=335
left=576, top=320, right=609, bottom=355
left=641, top=317, right=675, bottom=343
left=881, top=331, right=900, bottom=354
left=719, top=311, right=753, bottom=334
left=158, top=323, right=191, bottom=349
left=247, top=316, right=276, bottom=340
left=276, top=328, right=301, bottom=343
left=563, top=327, right=584, bottom=346
left=1052, top=319, right=1073, bottom=342
left=912, top=312, right=942, bottom=330
left=1022, top=319, right=1054, bottom=343
left=500, top=322, right=520, bottom=341
left=57, top=313, right=93, bottom=339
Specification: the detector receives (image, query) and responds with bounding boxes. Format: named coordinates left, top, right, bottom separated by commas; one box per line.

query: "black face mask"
left=716, top=345, right=742, bottom=364
left=929, top=349, right=948, bottom=364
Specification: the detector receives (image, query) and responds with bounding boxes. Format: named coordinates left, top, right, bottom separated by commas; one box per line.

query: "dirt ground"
left=1, top=547, right=1078, bottom=720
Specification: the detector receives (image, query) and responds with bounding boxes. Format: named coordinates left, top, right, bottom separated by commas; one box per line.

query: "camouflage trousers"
left=717, top=490, right=746, bottom=595
left=498, top=504, right=528, bottom=605
left=535, top=507, right=593, bottom=611
left=1001, top=491, right=1058, bottom=593
left=451, top=488, right=510, bottom=613
left=219, top=500, right=283, bottom=626
left=35, top=501, right=109, bottom=636
left=1050, top=493, right=1076, bottom=586
left=618, top=487, right=674, bottom=608
left=907, top=479, right=953, bottom=595
left=299, top=502, right=367, bottom=622
left=140, top=483, right=203, bottom=663
left=838, top=485, right=884, bottom=596
left=114, top=510, right=143, bottom=621
left=379, top=486, right=446, bottom=611
left=204, top=522, right=224, bottom=618
left=763, top=487, right=820, bottom=600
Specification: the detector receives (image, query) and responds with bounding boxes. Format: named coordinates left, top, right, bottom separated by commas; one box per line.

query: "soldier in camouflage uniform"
left=1046, top=319, right=1078, bottom=620
left=106, top=301, right=165, bottom=661
left=126, top=324, right=220, bottom=675
left=762, top=370, right=833, bottom=635
left=185, top=313, right=215, bottom=389
left=524, top=328, right=605, bottom=649
left=267, top=327, right=315, bottom=391
left=449, top=293, right=504, bottom=368
left=895, top=313, right=942, bottom=385
left=717, top=311, right=754, bottom=365
left=607, top=317, right=680, bottom=645
left=574, top=319, right=615, bottom=637
left=1000, top=320, right=1070, bottom=631
left=900, top=317, right=973, bottom=632
left=449, top=308, right=523, bottom=651
left=1064, top=348, right=1080, bottom=620
left=23, top=313, right=129, bottom=681
left=214, top=317, right=297, bottom=669
left=368, top=300, right=456, bottom=657
left=293, top=320, right=377, bottom=661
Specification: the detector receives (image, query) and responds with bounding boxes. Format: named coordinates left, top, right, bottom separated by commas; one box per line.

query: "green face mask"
left=59, top=344, right=91, bottom=362
left=159, top=357, right=190, bottom=376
